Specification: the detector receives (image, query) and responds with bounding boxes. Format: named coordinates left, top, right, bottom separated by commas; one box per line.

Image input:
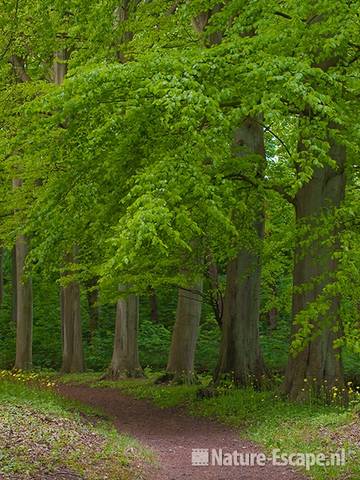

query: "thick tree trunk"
left=14, top=234, right=33, bottom=370
left=283, top=128, right=346, bottom=402
left=55, top=50, right=84, bottom=373
left=12, top=178, right=33, bottom=370
left=214, top=117, right=266, bottom=386
left=100, top=6, right=144, bottom=380
left=214, top=221, right=265, bottom=386
left=114, top=1, right=138, bottom=63
left=106, top=292, right=142, bottom=378
left=86, top=277, right=99, bottom=342
left=61, top=265, right=84, bottom=373
left=166, top=283, right=203, bottom=383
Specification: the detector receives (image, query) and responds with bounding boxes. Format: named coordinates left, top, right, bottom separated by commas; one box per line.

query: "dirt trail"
left=58, top=384, right=307, bottom=480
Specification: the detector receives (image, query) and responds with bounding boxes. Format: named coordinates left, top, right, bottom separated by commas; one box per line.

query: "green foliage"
left=195, top=315, right=220, bottom=372
left=138, top=319, right=171, bottom=370
left=0, top=0, right=359, bottom=395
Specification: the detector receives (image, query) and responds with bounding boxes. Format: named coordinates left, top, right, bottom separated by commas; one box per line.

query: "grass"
left=0, top=371, right=152, bottom=479
left=52, top=370, right=360, bottom=480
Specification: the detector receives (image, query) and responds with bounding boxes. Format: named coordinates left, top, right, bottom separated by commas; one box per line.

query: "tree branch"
left=167, top=0, right=182, bottom=15
left=224, top=172, right=294, bottom=204
left=9, top=55, right=31, bottom=82
left=274, top=11, right=292, bottom=20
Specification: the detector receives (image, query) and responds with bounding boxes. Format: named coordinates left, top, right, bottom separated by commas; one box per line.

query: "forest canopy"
left=0, top=0, right=359, bottom=403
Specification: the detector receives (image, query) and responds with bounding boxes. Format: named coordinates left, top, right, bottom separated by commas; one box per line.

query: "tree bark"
left=14, top=234, right=33, bottom=370
left=166, top=282, right=203, bottom=383
left=9, top=55, right=33, bottom=364
left=149, top=287, right=159, bottom=323
left=54, top=50, right=84, bottom=373
left=114, top=0, right=139, bottom=62
left=283, top=126, right=346, bottom=402
left=214, top=117, right=266, bottom=387
left=54, top=50, right=68, bottom=85
left=157, top=9, right=218, bottom=385
left=101, top=3, right=144, bottom=380
left=267, top=307, right=278, bottom=332
left=207, top=260, right=223, bottom=328
left=12, top=178, right=33, bottom=370
left=214, top=222, right=265, bottom=386
left=106, top=291, right=143, bottom=378
left=61, top=252, right=84, bottom=373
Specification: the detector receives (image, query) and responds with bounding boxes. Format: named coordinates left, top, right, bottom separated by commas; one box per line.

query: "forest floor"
left=1, top=371, right=359, bottom=479
left=54, top=372, right=360, bottom=480
left=58, top=382, right=305, bottom=480
left=0, top=373, right=150, bottom=480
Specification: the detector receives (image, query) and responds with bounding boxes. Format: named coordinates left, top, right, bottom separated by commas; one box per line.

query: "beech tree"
left=54, top=50, right=84, bottom=373
left=13, top=216, right=33, bottom=370
left=261, top=1, right=359, bottom=401
left=106, top=289, right=142, bottom=379
left=166, top=283, right=203, bottom=383
left=0, top=0, right=358, bottom=402
left=284, top=124, right=346, bottom=400
left=214, top=121, right=266, bottom=386
left=60, top=264, right=84, bottom=373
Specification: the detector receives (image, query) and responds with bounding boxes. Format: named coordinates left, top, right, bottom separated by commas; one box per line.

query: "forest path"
left=58, top=384, right=306, bottom=480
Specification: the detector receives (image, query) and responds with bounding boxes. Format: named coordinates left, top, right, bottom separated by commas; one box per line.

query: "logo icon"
left=192, top=449, right=209, bottom=466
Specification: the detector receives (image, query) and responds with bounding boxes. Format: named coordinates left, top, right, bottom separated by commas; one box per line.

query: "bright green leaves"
left=0, top=0, right=359, bottom=354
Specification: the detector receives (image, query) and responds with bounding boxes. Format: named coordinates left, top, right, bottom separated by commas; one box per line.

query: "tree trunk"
left=14, top=234, right=33, bottom=370
left=12, top=177, right=33, bottom=370
left=54, top=50, right=68, bottom=85
left=106, top=291, right=142, bottom=378
left=166, top=282, right=203, bottom=383
left=207, top=260, right=223, bottom=328
left=149, top=288, right=159, bottom=323
left=54, top=50, right=84, bottom=373
left=267, top=307, right=278, bottom=332
left=283, top=127, right=346, bottom=402
left=61, top=258, right=84, bottom=373
left=114, top=0, right=138, bottom=63
left=214, top=221, right=265, bottom=386
left=214, top=117, right=266, bottom=387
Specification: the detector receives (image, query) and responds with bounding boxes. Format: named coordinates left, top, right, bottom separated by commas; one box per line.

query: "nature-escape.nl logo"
left=191, top=448, right=349, bottom=471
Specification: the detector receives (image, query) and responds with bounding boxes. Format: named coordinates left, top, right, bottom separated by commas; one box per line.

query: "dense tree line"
left=0, top=0, right=359, bottom=403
